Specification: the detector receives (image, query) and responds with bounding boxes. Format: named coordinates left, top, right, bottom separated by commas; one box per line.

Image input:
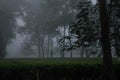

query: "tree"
left=60, top=0, right=115, bottom=79
left=60, top=0, right=101, bottom=58
left=109, top=0, right=120, bottom=61
left=21, top=37, right=34, bottom=56
left=0, top=0, right=24, bottom=58
left=19, top=0, right=78, bottom=58
left=98, top=0, right=114, bottom=79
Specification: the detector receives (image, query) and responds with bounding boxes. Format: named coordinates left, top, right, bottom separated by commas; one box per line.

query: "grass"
left=0, top=58, right=119, bottom=68
left=0, top=58, right=118, bottom=66
left=0, top=58, right=119, bottom=80
left=0, top=58, right=102, bottom=65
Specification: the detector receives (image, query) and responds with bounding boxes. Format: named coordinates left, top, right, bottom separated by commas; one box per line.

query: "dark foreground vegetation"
left=0, top=58, right=120, bottom=80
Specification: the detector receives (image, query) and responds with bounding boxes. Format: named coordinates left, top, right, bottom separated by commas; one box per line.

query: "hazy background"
left=2, top=0, right=115, bottom=59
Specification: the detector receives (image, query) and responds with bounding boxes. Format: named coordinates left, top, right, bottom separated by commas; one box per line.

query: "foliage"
left=60, top=0, right=101, bottom=52
left=18, top=0, right=79, bottom=57
left=60, top=0, right=120, bottom=59
left=110, top=0, right=120, bottom=57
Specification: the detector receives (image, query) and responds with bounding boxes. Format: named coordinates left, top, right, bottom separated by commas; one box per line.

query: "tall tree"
left=60, top=0, right=115, bottom=79
left=0, top=0, right=24, bottom=58
left=98, top=0, right=113, bottom=79
left=60, top=0, right=100, bottom=58
left=110, top=0, right=120, bottom=60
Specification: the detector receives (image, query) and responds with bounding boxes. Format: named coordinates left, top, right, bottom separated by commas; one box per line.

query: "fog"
left=6, top=34, right=25, bottom=58
left=0, top=0, right=117, bottom=59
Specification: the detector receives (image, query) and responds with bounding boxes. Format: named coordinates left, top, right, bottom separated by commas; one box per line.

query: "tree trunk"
left=47, top=35, right=50, bottom=58
left=0, top=34, right=5, bottom=59
left=38, top=41, right=41, bottom=58
left=41, top=36, right=45, bottom=58
left=0, top=40, right=3, bottom=58
left=81, top=46, right=84, bottom=58
left=62, top=26, right=66, bottom=58
left=0, top=37, right=7, bottom=59
left=2, top=40, right=7, bottom=58
left=36, top=31, right=41, bottom=58
left=55, top=36, right=62, bottom=58
left=37, top=35, right=41, bottom=58
left=50, top=40, right=53, bottom=58
left=70, top=40, right=72, bottom=58
left=98, top=0, right=114, bottom=80
left=114, top=27, right=120, bottom=61
left=69, top=26, right=72, bottom=58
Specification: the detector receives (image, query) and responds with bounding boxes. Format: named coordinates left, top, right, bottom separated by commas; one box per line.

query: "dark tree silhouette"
left=98, top=0, right=114, bottom=80
left=60, top=0, right=115, bottom=79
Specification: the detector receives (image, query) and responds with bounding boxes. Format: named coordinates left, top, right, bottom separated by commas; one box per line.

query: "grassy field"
left=0, top=58, right=119, bottom=80
left=0, top=58, right=119, bottom=69
left=0, top=58, right=104, bottom=66
left=0, top=58, right=119, bottom=65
